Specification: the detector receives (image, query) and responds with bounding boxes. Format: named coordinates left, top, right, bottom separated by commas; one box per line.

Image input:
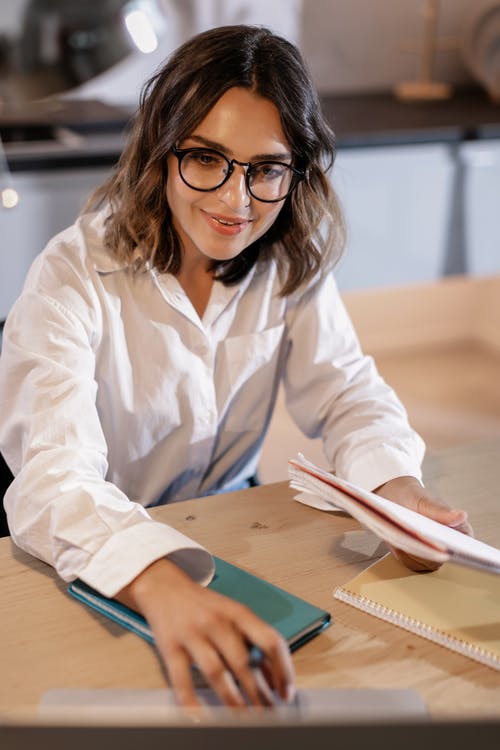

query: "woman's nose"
left=217, top=165, right=251, bottom=209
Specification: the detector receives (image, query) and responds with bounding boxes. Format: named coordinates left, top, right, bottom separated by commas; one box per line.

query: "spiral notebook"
left=334, top=554, right=500, bottom=670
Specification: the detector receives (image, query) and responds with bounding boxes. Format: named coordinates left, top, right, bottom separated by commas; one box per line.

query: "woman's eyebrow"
left=186, top=134, right=292, bottom=162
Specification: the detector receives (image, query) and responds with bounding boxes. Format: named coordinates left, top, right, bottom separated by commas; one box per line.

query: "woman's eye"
left=194, top=152, right=223, bottom=167
left=254, top=163, right=286, bottom=179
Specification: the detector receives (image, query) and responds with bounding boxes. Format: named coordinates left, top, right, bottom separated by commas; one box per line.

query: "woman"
left=0, top=25, right=470, bottom=708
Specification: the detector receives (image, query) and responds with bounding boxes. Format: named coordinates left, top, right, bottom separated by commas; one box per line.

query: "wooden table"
left=1, top=440, right=500, bottom=721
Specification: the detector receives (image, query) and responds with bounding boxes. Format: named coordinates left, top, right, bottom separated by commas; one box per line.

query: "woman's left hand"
left=373, top=475, right=474, bottom=572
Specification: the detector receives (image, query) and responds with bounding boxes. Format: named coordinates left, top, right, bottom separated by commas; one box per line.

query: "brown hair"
left=88, top=25, right=344, bottom=295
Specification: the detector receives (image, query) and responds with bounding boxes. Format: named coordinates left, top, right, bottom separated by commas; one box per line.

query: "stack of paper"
left=288, top=455, right=500, bottom=574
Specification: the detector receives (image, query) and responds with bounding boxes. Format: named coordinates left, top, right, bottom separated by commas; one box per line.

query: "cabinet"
left=0, top=166, right=111, bottom=320
left=333, top=143, right=453, bottom=290
left=331, top=139, right=500, bottom=292
left=461, top=139, right=500, bottom=276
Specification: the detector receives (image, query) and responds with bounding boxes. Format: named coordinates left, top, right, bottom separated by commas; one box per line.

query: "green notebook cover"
left=68, top=556, right=330, bottom=652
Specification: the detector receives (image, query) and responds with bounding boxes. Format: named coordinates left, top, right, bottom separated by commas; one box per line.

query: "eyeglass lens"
left=179, top=149, right=296, bottom=201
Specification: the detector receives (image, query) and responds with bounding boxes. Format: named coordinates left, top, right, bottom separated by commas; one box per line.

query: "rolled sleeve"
left=78, top=520, right=215, bottom=598
left=342, top=439, right=425, bottom=492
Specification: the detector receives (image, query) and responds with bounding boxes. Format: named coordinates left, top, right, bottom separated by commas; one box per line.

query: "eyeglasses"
left=171, top=146, right=305, bottom=203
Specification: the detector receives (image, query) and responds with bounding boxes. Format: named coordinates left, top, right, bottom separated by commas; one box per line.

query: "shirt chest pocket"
left=218, top=324, right=285, bottom=429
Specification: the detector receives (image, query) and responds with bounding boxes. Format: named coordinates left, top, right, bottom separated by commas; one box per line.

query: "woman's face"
left=166, top=86, right=291, bottom=270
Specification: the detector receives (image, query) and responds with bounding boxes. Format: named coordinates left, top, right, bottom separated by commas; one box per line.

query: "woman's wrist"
left=116, top=557, right=188, bottom=614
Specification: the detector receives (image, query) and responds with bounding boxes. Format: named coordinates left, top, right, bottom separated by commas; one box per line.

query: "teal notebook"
left=67, top=557, right=330, bottom=652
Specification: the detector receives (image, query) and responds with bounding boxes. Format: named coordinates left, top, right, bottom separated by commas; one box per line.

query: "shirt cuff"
left=343, top=440, right=425, bottom=492
left=76, top=520, right=215, bottom=598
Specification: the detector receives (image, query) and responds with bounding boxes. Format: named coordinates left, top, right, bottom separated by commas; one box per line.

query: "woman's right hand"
left=116, top=558, right=296, bottom=708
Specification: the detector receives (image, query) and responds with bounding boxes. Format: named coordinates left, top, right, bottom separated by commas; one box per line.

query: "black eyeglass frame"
left=171, top=146, right=305, bottom=203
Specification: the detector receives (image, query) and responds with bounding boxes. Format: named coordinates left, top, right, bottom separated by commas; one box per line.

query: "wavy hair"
left=87, top=25, right=345, bottom=295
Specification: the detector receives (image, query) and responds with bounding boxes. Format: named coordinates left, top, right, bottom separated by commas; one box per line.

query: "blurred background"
left=1, top=0, right=499, bottom=323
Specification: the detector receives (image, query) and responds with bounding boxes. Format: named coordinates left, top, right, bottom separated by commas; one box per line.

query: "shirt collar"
left=87, top=210, right=261, bottom=307
left=86, top=208, right=137, bottom=274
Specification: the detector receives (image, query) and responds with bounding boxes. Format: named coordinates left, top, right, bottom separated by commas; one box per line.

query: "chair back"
left=0, top=452, right=13, bottom=536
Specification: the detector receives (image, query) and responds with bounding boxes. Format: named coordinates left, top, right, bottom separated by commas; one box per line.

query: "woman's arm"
left=0, top=269, right=295, bottom=708
left=284, top=274, right=426, bottom=493
left=284, top=275, right=474, bottom=570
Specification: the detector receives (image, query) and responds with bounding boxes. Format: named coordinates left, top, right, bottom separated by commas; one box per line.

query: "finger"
left=163, top=645, right=200, bottom=707
left=375, top=479, right=473, bottom=537
left=412, top=493, right=471, bottom=534
left=250, top=666, right=276, bottom=706
left=208, top=625, right=274, bottom=706
left=263, top=635, right=295, bottom=703
left=189, top=641, right=247, bottom=708
left=237, top=613, right=295, bottom=703
left=388, top=544, right=441, bottom=573
left=447, top=517, right=474, bottom=537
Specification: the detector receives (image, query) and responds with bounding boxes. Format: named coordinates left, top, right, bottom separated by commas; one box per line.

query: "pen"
left=248, top=643, right=265, bottom=668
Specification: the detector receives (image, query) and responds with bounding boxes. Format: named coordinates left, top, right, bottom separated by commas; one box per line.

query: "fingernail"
left=449, top=512, right=467, bottom=528
left=285, top=683, right=296, bottom=704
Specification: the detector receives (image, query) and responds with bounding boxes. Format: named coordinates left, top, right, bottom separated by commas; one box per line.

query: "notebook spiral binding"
left=334, top=587, right=500, bottom=671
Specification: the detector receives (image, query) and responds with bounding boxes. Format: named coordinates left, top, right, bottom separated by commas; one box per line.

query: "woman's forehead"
left=187, top=87, right=290, bottom=160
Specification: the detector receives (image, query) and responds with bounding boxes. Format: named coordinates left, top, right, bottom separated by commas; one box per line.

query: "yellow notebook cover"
left=334, top=554, right=500, bottom=670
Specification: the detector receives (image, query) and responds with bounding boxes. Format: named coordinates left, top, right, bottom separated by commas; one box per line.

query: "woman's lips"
left=201, top=210, right=252, bottom=236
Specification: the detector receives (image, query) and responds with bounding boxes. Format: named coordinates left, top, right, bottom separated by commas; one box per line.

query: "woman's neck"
left=176, top=260, right=214, bottom=319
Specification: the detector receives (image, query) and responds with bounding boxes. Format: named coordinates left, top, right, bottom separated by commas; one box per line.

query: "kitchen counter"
left=323, top=88, right=500, bottom=147
left=2, top=88, right=500, bottom=171
left=1, top=99, right=132, bottom=172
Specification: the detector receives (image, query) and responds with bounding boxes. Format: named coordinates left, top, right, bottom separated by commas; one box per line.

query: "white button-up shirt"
left=0, top=210, right=425, bottom=597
